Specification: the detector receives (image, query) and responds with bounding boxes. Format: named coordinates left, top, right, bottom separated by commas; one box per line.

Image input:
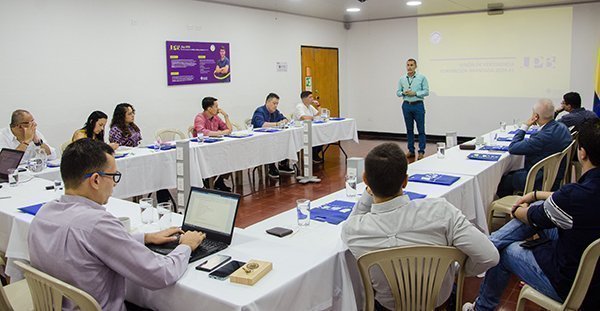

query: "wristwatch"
left=34, top=139, right=44, bottom=147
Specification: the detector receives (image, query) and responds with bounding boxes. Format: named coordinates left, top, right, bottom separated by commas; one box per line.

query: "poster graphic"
left=166, top=41, right=230, bottom=85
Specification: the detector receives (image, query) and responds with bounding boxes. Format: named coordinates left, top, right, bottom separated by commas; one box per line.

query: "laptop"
left=148, top=187, right=241, bottom=263
left=0, top=148, right=25, bottom=183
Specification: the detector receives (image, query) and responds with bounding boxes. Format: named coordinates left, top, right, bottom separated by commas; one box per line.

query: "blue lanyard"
left=407, top=75, right=415, bottom=88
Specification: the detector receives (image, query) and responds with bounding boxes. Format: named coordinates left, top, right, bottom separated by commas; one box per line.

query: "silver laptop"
left=0, top=148, right=25, bottom=183
left=147, top=187, right=241, bottom=263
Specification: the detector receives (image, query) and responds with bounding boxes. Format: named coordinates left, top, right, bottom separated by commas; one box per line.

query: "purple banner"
left=166, top=41, right=231, bottom=85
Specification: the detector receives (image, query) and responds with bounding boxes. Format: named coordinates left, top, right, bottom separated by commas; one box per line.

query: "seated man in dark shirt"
left=464, top=119, right=600, bottom=311
left=251, top=92, right=294, bottom=178
left=555, top=92, right=598, bottom=131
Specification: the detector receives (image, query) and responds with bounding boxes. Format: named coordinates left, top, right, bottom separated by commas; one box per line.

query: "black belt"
left=403, top=100, right=423, bottom=105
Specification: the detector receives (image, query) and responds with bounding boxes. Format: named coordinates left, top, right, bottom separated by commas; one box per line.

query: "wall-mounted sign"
left=166, top=41, right=230, bottom=85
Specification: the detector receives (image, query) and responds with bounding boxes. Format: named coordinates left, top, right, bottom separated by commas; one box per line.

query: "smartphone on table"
left=208, top=260, right=246, bottom=280
left=196, top=254, right=232, bottom=272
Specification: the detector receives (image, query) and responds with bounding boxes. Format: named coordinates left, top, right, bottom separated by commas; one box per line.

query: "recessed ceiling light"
left=406, top=1, right=422, bottom=6
left=346, top=7, right=361, bottom=13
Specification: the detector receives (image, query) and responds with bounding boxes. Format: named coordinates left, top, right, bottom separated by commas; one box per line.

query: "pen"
left=0, top=196, right=12, bottom=199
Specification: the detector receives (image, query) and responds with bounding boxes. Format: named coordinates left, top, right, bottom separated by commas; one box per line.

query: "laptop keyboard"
left=149, top=239, right=227, bottom=262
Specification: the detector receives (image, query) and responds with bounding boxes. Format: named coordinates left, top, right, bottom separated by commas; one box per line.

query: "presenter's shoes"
left=406, top=152, right=416, bottom=159
left=278, top=164, right=295, bottom=174
left=417, top=153, right=425, bottom=160
left=268, top=164, right=280, bottom=178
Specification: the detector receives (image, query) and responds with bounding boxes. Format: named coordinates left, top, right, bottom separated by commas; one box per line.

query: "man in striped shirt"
left=465, top=119, right=600, bottom=310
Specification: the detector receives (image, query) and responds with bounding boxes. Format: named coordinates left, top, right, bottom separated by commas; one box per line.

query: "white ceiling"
left=197, top=0, right=599, bottom=22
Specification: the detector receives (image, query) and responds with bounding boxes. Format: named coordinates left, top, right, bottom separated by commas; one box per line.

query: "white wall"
left=0, top=0, right=347, bottom=146
left=346, top=3, right=600, bottom=137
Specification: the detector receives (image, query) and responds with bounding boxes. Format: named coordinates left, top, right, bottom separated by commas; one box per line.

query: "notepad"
left=225, top=133, right=253, bottom=138
left=496, top=136, right=513, bottom=142
left=114, top=152, right=128, bottom=158
left=329, top=117, right=346, bottom=121
left=405, top=191, right=427, bottom=200
left=479, top=145, right=509, bottom=152
left=312, top=120, right=325, bottom=124
left=508, top=129, right=538, bottom=135
left=310, top=200, right=354, bottom=225
left=468, top=153, right=502, bottom=161
left=253, top=128, right=281, bottom=133
left=408, top=174, right=460, bottom=186
left=19, top=203, right=44, bottom=216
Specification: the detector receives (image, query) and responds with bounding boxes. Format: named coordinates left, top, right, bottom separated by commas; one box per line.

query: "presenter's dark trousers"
left=402, top=101, right=426, bottom=154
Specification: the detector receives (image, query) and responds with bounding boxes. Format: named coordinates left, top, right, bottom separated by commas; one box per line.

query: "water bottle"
left=28, top=147, right=47, bottom=172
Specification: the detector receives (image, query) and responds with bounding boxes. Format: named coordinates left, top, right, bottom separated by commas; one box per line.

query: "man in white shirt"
left=295, top=91, right=324, bottom=163
left=341, top=143, right=499, bottom=310
left=0, top=109, right=57, bottom=163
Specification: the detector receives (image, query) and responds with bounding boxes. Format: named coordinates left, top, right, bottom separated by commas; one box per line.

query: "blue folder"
left=146, top=144, right=176, bottom=150
left=19, top=203, right=44, bottom=216
left=405, top=191, right=427, bottom=200
left=225, top=133, right=253, bottom=138
left=47, top=162, right=60, bottom=168
left=408, top=173, right=460, bottom=186
left=479, top=145, right=509, bottom=152
left=508, top=129, right=538, bottom=135
left=496, top=136, right=513, bottom=142
left=468, top=153, right=502, bottom=161
left=253, top=128, right=281, bottom=133
left=310, top=200, right=354, bottom=225
left=329, top=117, right=346, bottom=121
left=114, top=153, right=128, bottom=159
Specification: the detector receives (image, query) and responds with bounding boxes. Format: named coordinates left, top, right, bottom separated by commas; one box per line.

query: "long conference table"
left=1, top=125, right=524, bottom=310
left=31, top=119, right=359, bottom=199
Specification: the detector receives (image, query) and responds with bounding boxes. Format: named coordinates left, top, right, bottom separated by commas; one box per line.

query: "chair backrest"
left=155, top=128, right=186, bottom=142
left=564, top=132, right=579, bottom=185
left=244, top=118, right=252, bottom=128
left=15, top=261, right=101, bottom=311
left=0, top=284, right=13, bottom=311
left=187, top=125, right=195, bottom=138
left=357, top=245, right=467, bottom=311
left=559, top=139, right=577, bottom=186
left=231, top=121, right=242, bottom=131
left=562, top=238, right=600, bottom=309
left=523, top=152, right=562, bottom=193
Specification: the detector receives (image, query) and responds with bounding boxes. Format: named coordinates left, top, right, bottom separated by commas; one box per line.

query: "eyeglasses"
left=84, top=171, right=122, bottom=183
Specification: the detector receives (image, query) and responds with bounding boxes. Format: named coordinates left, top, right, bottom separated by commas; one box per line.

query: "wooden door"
left=301, top=46, right=339, bottom=117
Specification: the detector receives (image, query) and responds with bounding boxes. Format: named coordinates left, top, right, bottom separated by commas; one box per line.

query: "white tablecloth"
left=32, top=147, right=177, bottom=199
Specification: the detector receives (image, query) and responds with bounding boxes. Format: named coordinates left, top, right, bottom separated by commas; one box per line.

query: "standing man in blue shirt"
left=397, top=58, right=430, bottom=160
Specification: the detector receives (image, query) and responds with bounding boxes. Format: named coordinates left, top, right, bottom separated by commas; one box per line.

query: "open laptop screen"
left=184, top=188, right=238, bottom=236
left=0, top=148, right=25, bottom=177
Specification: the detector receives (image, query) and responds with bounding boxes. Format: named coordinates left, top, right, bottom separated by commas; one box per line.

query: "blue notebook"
left=496, top=136, right=513, bottom=142
left=19, top=203, right=44, bottom=216
left=47, top=162, right=60, bottom=168
left=329, top=117, right=346, bottom=121
left=310, top=200, right=354, bottom=225
left=114, top=153, right=128, bottom=158
left=405, top=191, right=427, bottom=200
left=408, top=174, right=460, bottom=186
left=468, top=153, right=502, bottom=161
left=253, top=128, right=281, bottom=133
left=508, top=129, right=538, bottom=135
left=146, top=144, right=176, bottom=150
left=225, top=133, right=253, bottom=138
left=312, top=120, right=325, bottom=124
left=479, top=145, right=509, bottom=152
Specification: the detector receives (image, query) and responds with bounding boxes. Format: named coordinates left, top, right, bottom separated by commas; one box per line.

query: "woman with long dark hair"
left=109, top=103, right=142, bottom=147
left=72, top=110, right=118, bottom=149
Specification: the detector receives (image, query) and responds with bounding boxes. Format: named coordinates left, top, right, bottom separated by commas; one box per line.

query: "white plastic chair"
left=15, top=261, right=101, bottom=311
left=516, top=238, right=600, bottom=310
left=357, top=245, right=466, bottom=311
left=1, top=278, right=34, bottom=311
left=155, top=128, right=186, bottom=142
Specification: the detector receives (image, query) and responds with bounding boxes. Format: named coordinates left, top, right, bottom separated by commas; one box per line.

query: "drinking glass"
left=500, top=121, right=507, bottom=132
left=437, top=142, right=446, bottom=159
left=139, top=198, right=154, bottom=224
left=345, top=174, right=357, bottom=197
left=8, top=168, right=18, bottom=187
left=157, top=202, right=172, bottom=230
left=246, top=124, right=254, bottom=134
left=296, top=199, right=311, bottom=226
left=197, top=133, right=205, bottom=144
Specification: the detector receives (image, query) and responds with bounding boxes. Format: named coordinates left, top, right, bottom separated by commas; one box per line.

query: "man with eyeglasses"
left=0, top=109, right=57, bottom=163
left=28, top=139, right=206, bottom=311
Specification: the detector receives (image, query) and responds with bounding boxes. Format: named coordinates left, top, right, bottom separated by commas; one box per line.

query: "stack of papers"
left=329, top=117, right=346, bottom=121
left=408, top=174, right=460, bottom=186
left=226, top=133, right=253, bottom=138
left=253, top=128, right=281, bottom=133
left=479, top=145, right=509, bottom=152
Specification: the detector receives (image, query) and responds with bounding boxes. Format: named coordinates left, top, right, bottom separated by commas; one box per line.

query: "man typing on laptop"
left=28, top=139, right=205, bottom=311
